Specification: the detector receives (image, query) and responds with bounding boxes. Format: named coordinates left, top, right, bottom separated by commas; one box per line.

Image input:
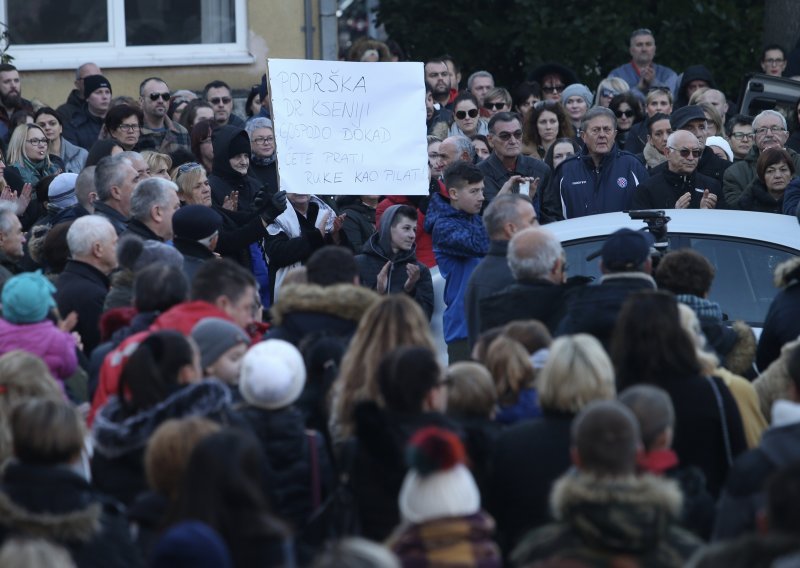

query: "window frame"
left=0, top=0, right=253, bottom=70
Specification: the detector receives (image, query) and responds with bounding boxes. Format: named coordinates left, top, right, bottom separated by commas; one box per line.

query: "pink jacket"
left=0, top=318, right=77, bottom=381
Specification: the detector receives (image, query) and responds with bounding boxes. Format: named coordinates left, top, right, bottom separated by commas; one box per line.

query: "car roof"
left=545, top=209, right=800, bottom=250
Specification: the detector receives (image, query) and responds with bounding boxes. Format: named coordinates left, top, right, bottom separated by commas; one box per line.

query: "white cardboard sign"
left=267, top=58, right=428, bottom=196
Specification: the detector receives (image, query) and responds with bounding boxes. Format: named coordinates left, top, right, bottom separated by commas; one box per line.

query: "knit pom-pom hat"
left=398, top=427, right=481, bottom=523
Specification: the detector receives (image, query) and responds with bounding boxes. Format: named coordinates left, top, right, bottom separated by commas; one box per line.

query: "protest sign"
left=267, top=58, right=428, bottom=196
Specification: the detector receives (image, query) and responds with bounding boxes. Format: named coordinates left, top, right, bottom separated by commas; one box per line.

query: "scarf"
left=251, top=154, right=276, bottom=167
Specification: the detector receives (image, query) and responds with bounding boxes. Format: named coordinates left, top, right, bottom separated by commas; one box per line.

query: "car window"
left=562, top=234, right=795, bottom=326
left=687, top=237, right=794, bottom=325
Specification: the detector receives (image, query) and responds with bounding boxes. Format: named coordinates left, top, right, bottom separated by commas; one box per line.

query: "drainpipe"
left=304, top=0, right=315, bottom=59
left=319, top=0, right=338, bottom=61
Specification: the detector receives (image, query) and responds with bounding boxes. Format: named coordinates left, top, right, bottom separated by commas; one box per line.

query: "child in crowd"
left=191, top=317, right=250, bottom=386
left=424, top=161, right=489, bottom=362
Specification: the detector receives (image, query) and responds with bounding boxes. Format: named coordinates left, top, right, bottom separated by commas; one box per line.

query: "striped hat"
left=47, top=173, right=79, bottom=209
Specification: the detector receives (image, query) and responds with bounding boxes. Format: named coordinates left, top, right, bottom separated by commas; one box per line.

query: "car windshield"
left=562, top=234, right=796, bottom=326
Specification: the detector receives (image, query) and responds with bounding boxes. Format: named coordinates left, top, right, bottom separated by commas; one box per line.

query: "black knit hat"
left=83, top=74, right=112, bottom=97
left=173, top=205, right=223, bottom=241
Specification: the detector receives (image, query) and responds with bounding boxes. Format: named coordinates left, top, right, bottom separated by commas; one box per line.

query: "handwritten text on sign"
left=268, top=59, right=428, bottom=196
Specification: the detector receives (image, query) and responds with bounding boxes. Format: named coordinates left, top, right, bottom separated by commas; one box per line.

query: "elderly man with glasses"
left=723, top=109, right=800, bottom=208
left=477, top=111, right=552, bottom=219
left=608, top=28, right=678, bottom=99
left=632, top=129, right=725, bottom=210
left=136, top=76, right=190, bottom=154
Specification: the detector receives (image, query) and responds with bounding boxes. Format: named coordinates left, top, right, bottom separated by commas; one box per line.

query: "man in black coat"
left=55, top=215, right=118, bottom=356
left=465, top=194, right=538, bottom=346
left=556, top=228, right=657, bottom=349
left=632, top=129, right=726, bottom=210
left=478, top=226, right=573, bottom=334
left=647, top=105, right=730, bottom=186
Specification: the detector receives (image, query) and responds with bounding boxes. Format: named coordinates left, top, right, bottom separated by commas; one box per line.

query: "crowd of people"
left=0, top=27, right=800, bottom=568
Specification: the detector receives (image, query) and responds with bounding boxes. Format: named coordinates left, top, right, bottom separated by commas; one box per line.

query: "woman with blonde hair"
left=141, top=151, right=172, bottom=180
left=329, top=294, right=436, bottom=443
left=7, top=123, right=60, bottom=186
left=488, top=334, right=616, bottom=548
left=0, top=350, right=62, bottom=465
left=484, top=335, right=538, bottom=424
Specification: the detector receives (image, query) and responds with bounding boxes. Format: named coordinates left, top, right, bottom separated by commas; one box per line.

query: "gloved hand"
left=259, top=190, right=288, bottom=223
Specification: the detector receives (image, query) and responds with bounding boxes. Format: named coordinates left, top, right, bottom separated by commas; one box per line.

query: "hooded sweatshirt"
left=354, top=204, right=434, bottom=319
left=208, top=125, right=262, bottom=211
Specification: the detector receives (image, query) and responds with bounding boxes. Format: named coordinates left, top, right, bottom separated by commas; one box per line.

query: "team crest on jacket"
left=617, top=177, right=628, bottom=188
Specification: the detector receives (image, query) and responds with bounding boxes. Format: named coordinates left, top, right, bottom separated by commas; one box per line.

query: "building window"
left=1, top=0, right=251, bottom=70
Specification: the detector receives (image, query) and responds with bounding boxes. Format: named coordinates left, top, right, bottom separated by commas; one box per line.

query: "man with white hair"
left=478, top=226, right=573, bottom=333
left=438, top=135, right=475, bottom=170
left=0, top=200, right=24, bottom=281
left=723, top=109, right=800, bottom=207
left=93, top=154, right=141, bottom=235
left=123, top=177, right=180, bottom=242
left=55, top=215, right=118, bottom=355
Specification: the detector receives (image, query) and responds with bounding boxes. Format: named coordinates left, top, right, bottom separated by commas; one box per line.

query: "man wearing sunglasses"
left=632, top=130, right=724, bottom=210
left=478, top=112, right=550, bottom=218
left=608, top=28, right=677, bottom=99
left=647, top=105, right=730, bottom=187
left=137, top=77, right=190, bottom=154
left=203, top=80, right=245, bottom=128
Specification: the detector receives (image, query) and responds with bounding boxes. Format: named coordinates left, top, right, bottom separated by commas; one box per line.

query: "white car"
left=545, top=209, right=800, bottom=328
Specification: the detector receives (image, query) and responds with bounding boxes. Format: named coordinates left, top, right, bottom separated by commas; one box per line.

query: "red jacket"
left=88, top=301, right=234, bottom=425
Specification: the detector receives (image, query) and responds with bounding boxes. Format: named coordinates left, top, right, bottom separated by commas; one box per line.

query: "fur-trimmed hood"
left=0, top=463, right=102, bottom=543
left=92, top=380, right=231, bottom=458
left=723, top=320, right=757, bottom=376
left=268, top=283, right=379, bottom=326
left=774, top=256, right=800, bottom=288
left=550, top=472, right=683, bottom=553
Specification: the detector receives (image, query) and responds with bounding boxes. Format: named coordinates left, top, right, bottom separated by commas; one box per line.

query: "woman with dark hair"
left=448, top=91, right=488, bottom=138
left=34, top=107, right=87, bottom=173
left=543, top=137, right=581, bottom=171
left=167, top=429, right=294, bottom=567
left=787, top=96, right=800, bottom=154
left=190, top=119, right=217, bottom=174
left=245, top=84, right=262, bottom=118
left=85, top=138, right=124, bottom=167
left=522, top=100, right=574, bottom=160
left=180, top=99, right=215, bottom=131
left=738, top=147, right=796, bottom=213
left=102, top=104, right=143, bottom=151
left=352, top=345, right=455, bottom=541
left=91, top=330, right=233, bottom=506
left=611, top=289, right=747, bottom=496
left=512, top=81, right=542, bottom=118
left=609, top=92, right=643, bottom=150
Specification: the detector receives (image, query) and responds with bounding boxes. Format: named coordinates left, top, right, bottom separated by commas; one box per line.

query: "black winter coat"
left=0, top=462, right=143, bottom=568
left=352, top=402, right=459, bottom=542
left=208, top=126, right=263, bottom=211
left=650, top=146, right=730, bottom=186
left=632, top=168, right=726, bottom=210
left=738, top=177, right=785, bottom=214
left=214, top=205, right=267, bottom=268
left=556, top=273, right=656, bottom=350
left=479, top=278, right=578, bottom=335
left=173, top=236, right=216, bottom=282
left=465, top=240, right=515, bottom=347
left=338, top=197, right=377, bottom=253
left=238, top=405, right=334, bottom=531
left=63, top=106, right=103, bottom=151
left=55, top=260, right=111, bottom=356
left=757, top=279, right=800, bottom=371
left=250, top=158, right=279, bottom=194
left=487, top=410, right=575, bottom=552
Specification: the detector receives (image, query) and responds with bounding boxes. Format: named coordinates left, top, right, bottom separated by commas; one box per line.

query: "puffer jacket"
left=0, top=318, right=77, bottom=382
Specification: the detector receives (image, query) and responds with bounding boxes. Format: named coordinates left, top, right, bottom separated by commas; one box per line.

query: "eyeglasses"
left=764, top=58, right=785, bottom=66
left=148, top=92, right=171, bottom=102
left=533, top=100, right=559, bottom=110
left=542, top=84, right=565, bottom=94
left=117, top=123, right=140, bottom=132
left=26, top=138, right=48, bottom=146
left=601, top=89, right=619, bottom=99
left=614, top=109, right=636, bottom=118
left=252, top=136, right=275, bottom=145
left=494, top=129, right=523, bottom=141
left=455, top=108, right=479, bottom=120
left=754, top=125, right=787, bottom=136
left=669, top=147, right=702, bottom=158
left=730, top=131, right=754, bottom=140
left=177, top=162, right=204, bottom=175
left=209, top=97, right=232, bottom=105
left=648, top=86, right=671, bottom=94
left=484, top=101, right=507, bottom=110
